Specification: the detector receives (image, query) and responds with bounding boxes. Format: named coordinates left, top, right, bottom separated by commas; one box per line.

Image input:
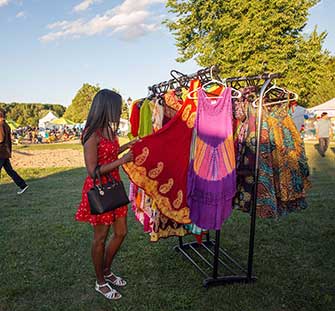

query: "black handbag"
left=87, top=166, right=130, bottom=215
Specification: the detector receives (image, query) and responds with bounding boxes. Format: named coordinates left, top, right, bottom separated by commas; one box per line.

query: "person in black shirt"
left=0, top=108, right=29, bottom=194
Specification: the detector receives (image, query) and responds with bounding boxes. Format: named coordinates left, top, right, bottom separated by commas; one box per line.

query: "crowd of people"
left=11, top=126, right=83, bottom=144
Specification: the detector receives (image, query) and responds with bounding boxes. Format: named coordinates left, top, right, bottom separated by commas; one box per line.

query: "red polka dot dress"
left=75, top=131, right=128, bottom=226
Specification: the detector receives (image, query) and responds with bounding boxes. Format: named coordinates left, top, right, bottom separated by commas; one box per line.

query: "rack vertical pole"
left=212, top=230, right=221, bottom=278
left=246, top=77, right=272, bottom=280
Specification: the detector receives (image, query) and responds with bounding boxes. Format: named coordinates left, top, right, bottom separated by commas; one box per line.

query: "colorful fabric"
left=233, top=87, right=258, bottom=212
left=150, top=200, right=187, bottom=242
left=187, top=87, right=236, bottom=230
left=164, top=90, right=183, bottom=111
left=162, top=95, right=178, bottom=126
left=123, top=80, right=200, bottom=224
left=139, top=99, right=153, bottom=138
left=129, top=97, right=187, bottom=241
left=129, top=101, right=141, bottom=138
left=152, top=100, right=164, bottom=132
left=149, top=95, right=188, bottom=241
left=234, top=99, right=311, bottom=218
left=75, top=132, right=128, bottom=226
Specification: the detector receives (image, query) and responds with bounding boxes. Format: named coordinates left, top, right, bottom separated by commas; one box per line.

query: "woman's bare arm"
left=84, top=133, right=133, bottom=178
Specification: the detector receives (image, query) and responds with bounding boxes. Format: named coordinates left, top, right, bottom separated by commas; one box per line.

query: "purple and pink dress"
left=187, top=87, right=236, bottom=230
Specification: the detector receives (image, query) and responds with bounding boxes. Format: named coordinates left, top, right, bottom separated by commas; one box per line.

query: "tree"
left=0, top=103, right=65, bottom=126
left=110, top=88, right=129, bottom=120
left=121, top=97, right=130, bottom=120
left=64, top=83, right=100, bottom=123
left=308, top=56, right=335, bottom=107
left=165, top=0, right=331, bottom=106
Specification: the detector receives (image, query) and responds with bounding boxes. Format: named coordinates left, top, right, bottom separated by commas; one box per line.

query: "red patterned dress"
left=75, top=131, right=128, bottom=226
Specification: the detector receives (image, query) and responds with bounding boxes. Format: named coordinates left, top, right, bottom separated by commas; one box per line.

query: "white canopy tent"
left=38, top=111, right=58, bottom=129
left=307, top=98, right=335, bottom=117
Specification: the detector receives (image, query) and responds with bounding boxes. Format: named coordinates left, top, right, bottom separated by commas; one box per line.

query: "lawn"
left=12, top=137, right=129, bottom=151
left=0, top=143, right=334, bottom=311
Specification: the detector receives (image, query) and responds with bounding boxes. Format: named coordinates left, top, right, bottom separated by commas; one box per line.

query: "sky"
left=0, top=0, right=334, bottom=107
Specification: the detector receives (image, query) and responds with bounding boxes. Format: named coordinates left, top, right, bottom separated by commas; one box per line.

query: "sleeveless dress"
left=75, top=131, right=128, bottom=226
left=187, top=87, right=236, bottom=230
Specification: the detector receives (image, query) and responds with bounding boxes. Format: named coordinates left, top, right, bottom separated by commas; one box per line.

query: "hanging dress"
left=256, top=102, right=311, bottom=217
left=234, top=98, right=311, bottom=218
left=123, top=80, right=201, bottom=224
left=75, top=131, right=128, bottom=226
left=129, top=101, right=141, bottom=139
left=233, top=87, right=258, bottom=212
left=187, top=87, right=236, bottom=230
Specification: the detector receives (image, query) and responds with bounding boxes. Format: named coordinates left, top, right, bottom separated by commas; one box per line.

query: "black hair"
left=321, top=112, right=328, bottom=117
left=0, top=108, right=6, bottom=118
left=82, top=89, right=122, bottom=145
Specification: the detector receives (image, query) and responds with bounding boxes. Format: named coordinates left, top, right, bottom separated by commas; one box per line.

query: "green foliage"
left=121, top=99, right=129, bottom=120
left=309, top=56, right=335, bottom=106
left=64, top=83, right=100, bottom=123
left=165, top=0, right=333, bottom=107
left=0, top=103, right=65, bottom=127
left=109, top=87, right=129, bottom=120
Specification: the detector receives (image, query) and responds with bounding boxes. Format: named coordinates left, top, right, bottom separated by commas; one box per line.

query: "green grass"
left=0, top=144, right=334, bottom=311
left=12, top=137, right=129, bottom=151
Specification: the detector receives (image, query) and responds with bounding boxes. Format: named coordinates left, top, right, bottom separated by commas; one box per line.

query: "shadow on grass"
left=313, top=142, right=335, bottom=157
left=12, top=150, right=34, bottom=156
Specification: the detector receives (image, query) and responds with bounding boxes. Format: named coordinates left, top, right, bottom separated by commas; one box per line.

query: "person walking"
left=0, top=109, right=29, bottom=194
left=75, top=89, right=136, bottom=300
left=316, top=112, right=333, bottom=157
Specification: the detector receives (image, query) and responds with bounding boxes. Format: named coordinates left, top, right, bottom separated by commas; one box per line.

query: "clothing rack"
left=149, top=67, right=281, bottom=287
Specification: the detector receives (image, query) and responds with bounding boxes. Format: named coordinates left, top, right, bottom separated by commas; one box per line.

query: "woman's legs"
left=92, top=224, right=122, bottom=299
left=92, top=224, right=110, bottom=286
left=103, top=216, right=127, bottom=276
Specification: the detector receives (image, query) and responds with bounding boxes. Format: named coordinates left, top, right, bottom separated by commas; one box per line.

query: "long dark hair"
left=0, top=108, right=6, bottom=118
left=82, top=89, right=122, bottom=145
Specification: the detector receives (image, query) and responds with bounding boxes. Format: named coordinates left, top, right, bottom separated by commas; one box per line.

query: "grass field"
left=0, top=143, right=334, bottom=311
left=12, top=137, right=129, bottom=151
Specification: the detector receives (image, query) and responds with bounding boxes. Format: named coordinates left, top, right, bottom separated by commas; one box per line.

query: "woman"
left=75, top=89, right=135, bottom=300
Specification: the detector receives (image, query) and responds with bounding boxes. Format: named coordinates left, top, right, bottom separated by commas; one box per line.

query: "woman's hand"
left=119, top=137, right=140, bottom=154
left=121, top=150, right=133, bottom=164
left=127, top=137, right=140, bottom=149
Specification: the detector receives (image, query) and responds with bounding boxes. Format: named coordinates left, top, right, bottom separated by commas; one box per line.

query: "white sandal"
left=104, top=272, right=127, bottom=287
left=95, top=282, right=122, bottom=300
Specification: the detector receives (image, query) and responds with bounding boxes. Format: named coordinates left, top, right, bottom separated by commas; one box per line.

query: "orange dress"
left=75, top=131, right=128, bottom=226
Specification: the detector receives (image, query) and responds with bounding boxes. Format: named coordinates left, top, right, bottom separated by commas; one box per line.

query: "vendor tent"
left=50, top=117, right=76, bottom=125
left=38, top=111, right=58, bottom=129
left=307, top=98, right=335, bottom=117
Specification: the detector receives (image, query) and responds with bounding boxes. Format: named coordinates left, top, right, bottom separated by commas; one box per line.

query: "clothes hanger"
left=188, top=66, right=242, bottom=99
left=252, top=82, right=298, bottom=107
left=170, top=70, right=189, bottom=90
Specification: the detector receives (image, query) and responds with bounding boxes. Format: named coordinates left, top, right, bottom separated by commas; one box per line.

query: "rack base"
left=203, top=275, right=257, bottom=288
left=175, top=236, right=257, bottom=288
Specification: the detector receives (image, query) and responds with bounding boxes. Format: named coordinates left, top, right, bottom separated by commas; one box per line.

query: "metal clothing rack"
left=149, top=67, right=281, bottom=288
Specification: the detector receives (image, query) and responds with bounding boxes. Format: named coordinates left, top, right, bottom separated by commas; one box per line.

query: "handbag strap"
left=93, top=165, right=118, bottom=187
left=93, top=165, right=103, bottom=188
